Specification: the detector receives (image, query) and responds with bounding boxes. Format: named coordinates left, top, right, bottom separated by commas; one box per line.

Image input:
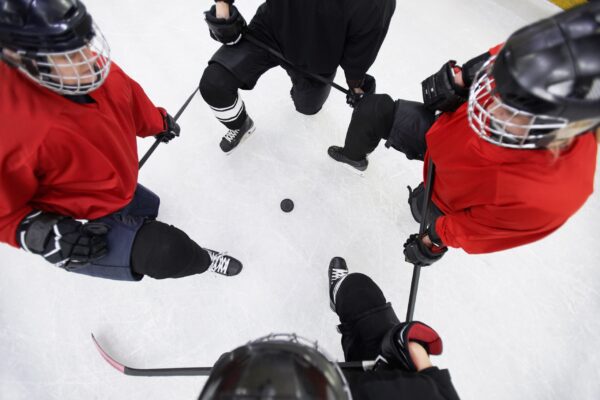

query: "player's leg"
left=199, top=40, right=278, bottom=153
left=130, top=221, right=242, bottom=279
left=328, top=257, right=400, bottom=362
left=65, top=184, right=162, bottom=281
left=327, top=94, right=396, bottom=174
left=68, top=185, right=242, bottom=280
left=384, top=99, right=437, bottom=162
left=286, top=69, right=336, bottom=115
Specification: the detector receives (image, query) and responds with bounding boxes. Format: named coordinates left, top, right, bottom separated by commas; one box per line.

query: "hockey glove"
left=403, top=233, right=447, bottom=267
left=155, top=109, right=180, bottom=143
left=461, top=52, right=492, bottom=88
left=379, top=321, right=443, bottom=372
left=205, top=5, right=246, bottom=46
left=17, top=211, right=109, bottom=270
left=421, top=60, right=469, bottom=113
left=346, top=74, right=376, bottom=108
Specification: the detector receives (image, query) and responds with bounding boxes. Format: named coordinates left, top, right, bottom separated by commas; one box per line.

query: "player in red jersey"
left=0, top=0, right=242, bottom=281
left=327, top=3, right=600, bottom=265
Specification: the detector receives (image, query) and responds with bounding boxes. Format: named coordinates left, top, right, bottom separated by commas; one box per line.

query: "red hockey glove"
left=379, top=321, right=443, bottom=371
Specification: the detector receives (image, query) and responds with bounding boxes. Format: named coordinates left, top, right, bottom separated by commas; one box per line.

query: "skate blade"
left=340, top=161, right=366, bottom=177
left=224, top=125, right=256, bottom=156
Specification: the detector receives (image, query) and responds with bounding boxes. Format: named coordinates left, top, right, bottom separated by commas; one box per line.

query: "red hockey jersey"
left=425, top=106, right=597, bottom=254
left=0, top=62, right=165, bottom=247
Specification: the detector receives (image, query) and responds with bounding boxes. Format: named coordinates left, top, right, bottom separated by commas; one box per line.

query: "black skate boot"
left=328, top=257, right=349, bottom=312
left=220, top=116, right=255, bottom=154
left=204, top=249, right=243, bottom=276
left=327, top=146, right=368, bottom=176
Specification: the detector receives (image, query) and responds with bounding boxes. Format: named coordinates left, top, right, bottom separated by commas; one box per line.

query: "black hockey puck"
left=280, top=199, right=294, bottom=213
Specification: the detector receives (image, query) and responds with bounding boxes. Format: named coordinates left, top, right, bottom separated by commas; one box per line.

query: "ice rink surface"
left=2, top=0, right=600, bottom=399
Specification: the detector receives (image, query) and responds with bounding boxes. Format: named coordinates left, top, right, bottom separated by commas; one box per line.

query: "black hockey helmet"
left=0, top=0, right=93, bottom=53
left=468, top=2, right=600, bottom=149
left=493, top=2, right=600, bottom=121
left=0, top=0, right=111, bottom=95
left=198, top=334, right=352, bottom=400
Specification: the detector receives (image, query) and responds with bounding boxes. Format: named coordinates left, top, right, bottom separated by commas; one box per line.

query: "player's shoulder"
left=101, top=60, right=136, bottom=91
left=0, top=64, right=60, bottom=142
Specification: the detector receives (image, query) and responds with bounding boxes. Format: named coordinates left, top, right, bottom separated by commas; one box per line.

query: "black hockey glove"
left=378, top=321, right=443, bottom=372
left=155, top=110, right=180, bottom=143
left=403, top=233, right=447, bottom=267
left=421, top=60, right=469, bottom=113
left=205, top=5, right=246, bottom=46
left=346, top=74, right=376, bottom=108
left=17, top=211, right=109, bottom=270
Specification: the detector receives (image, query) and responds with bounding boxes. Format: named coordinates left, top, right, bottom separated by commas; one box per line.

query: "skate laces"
left=208, top=251, right=231, bottom=275
left=331, top=268, right=348, bottom=281
left=223, top=129, right=240, bottom=143
left=330, top=269, right=349, bottom=308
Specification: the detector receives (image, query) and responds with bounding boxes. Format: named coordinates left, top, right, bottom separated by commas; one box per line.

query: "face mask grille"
left=16, top=23, right=111, bottom=95
left=468, top=57, right=572, bottom=149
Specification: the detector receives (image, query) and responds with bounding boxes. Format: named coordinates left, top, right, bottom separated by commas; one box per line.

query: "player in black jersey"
left=200, top=0, right=396, bottom=153
left=197, top=257, right=461, bottom=400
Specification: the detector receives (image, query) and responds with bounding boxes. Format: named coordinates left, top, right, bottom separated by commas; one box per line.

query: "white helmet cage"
left=14, top=22, right=111, bottom=95
left=467, top=56, right=600, bottom=149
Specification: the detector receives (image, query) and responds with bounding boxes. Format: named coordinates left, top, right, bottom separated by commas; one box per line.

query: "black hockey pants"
left=335, top=273, right=401, bottom=362
left=341, top=94, right=436, bottom=162
left=69, top=185, right=211, bottom=281
left=200, top=38, right=335, bottom=129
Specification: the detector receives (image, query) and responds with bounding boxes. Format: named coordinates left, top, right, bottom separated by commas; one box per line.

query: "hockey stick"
left=138, top=87, right=200, bottom=169
left=405, top=157, right=436, bottom=322
left=243, top=34, right=351, bottom=96
left=92, top=334, right=374, bottom=377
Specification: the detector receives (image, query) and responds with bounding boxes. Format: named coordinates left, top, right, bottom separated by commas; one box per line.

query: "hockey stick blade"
left=92, top=334, right=373, bottom=377
left=91, top=334, right=212, bottom=377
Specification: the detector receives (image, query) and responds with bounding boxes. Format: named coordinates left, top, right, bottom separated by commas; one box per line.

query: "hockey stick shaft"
left=138, top=87, right=200, bottom=169
left=92, top=334, right=373, bottom=377
left=405, top=158, right=436, bottom=322
left=244, top=34, right=351, bottom=96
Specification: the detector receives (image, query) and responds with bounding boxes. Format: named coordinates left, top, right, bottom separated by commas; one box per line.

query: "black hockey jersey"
left=344, top=367, right=461, bottom=400
left=247, top=0, right=396, bottom=87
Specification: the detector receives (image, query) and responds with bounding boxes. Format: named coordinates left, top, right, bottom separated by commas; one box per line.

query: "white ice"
left=1, top=0, right=599, bottom=399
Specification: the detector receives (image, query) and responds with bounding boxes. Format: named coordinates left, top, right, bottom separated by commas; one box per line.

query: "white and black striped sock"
left=210, top=96, right=247, bottom=129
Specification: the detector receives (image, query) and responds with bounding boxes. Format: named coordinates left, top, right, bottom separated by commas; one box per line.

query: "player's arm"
left=434, top=204, right=559, bottom=254
left=379, top=322, right=461, bottom=400
left=0, top=160, right=37, bottom=248
left=127, top=77, right=180, bottom=142
left=341, top=0, right=395, bottom=91
left=0, top=147, right=110, bottom=267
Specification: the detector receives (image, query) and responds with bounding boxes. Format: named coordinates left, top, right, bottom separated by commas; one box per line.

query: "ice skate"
left=205, top=249, right=243, bottom=276
left=220, top=116, right=255, bottom=154
left=327, top=146, right=368, bottom=176
left=328, top=257, right=349, bottom=311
